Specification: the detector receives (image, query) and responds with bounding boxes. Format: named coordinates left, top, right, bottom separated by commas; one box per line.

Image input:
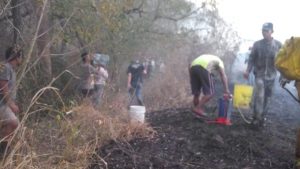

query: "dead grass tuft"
left=0, top=93, right=154, bottom=169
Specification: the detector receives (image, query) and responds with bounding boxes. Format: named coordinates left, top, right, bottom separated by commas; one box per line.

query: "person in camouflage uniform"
left=279, top=64, right=300, bottom=169
left=295, top=80, right=300, bottom=169
left=243, top=22, right=282, bottom=127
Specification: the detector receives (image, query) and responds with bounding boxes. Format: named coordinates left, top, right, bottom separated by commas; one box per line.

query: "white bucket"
left=129, top=105, right=146, bottom=123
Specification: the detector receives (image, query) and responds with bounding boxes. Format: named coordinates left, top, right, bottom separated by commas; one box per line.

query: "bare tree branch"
left=0, top=0, right=12, bottom=16
left=154, top=8, right=200, bottom=22
left=0, top=9, right=31, bottom=23
left=123, top=0, right=145, bottom=17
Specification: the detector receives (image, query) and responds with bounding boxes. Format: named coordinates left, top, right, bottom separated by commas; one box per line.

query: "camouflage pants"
left=251, top=77, right=275, bottom=121
left=296, top=129, right=300, bottom=168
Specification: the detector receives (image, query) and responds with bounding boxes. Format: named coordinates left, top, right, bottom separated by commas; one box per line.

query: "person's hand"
left=279, top=77, right=290, bottom=88
left=128, top=85, right=135, bottom=94
left=9, top=102, right=19, bottom=114
left=243, top=71, right=249, bottom=79
left=223, top=92, right=232, bottom=99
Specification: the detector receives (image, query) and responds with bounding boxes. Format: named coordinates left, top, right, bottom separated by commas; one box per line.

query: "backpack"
left=275, top=37, right=300, bottom=80
left=93, top=53, right=110, bottom=66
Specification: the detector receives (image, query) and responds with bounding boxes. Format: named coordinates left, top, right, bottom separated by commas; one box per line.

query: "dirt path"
left=90, top=83, right=300, bottom=169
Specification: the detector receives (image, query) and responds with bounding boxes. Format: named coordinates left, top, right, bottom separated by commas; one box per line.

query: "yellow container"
left=233, top=84, right=253, bottom=109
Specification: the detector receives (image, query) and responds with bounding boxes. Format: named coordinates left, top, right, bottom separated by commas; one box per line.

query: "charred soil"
left=90, top=84, right=300, bottom=169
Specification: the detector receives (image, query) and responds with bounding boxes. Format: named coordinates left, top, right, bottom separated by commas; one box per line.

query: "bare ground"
left=89, top=83, right=300, bottom=169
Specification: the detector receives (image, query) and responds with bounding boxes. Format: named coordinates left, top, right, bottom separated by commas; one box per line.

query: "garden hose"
left=236, top=107, right=252, bottom=124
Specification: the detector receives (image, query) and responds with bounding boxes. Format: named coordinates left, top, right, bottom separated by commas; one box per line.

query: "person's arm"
left=279, top=74, right=290, bottom=87
left=100, top=67, right=108, bottom=79
left=89, top=64, right=97, bottom=74
left=218, top=68, right=230, bottom=94
left=0, top=80, right=19, bottom=113
left=142, top=65, right=147, bottom=74
left=244, top=44, right=256, bottom=79
left=127, top=73, right=132, bottom=90
left=127, top=65, right=132, bottom=90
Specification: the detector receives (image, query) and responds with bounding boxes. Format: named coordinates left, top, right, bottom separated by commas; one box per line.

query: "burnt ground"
left=89, top=82, right=300, bottom=169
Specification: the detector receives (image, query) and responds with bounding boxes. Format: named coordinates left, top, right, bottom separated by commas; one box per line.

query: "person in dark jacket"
left=127, top=60, right=147, bottom=106
left=243, top=22, right=282, bottom=127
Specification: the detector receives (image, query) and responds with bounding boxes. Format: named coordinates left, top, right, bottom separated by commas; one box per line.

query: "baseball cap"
left=262, top=22, right=273, bottom=31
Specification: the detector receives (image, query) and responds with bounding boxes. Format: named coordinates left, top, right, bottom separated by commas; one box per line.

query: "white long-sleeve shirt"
left=94, top=67, right=108, bottom=85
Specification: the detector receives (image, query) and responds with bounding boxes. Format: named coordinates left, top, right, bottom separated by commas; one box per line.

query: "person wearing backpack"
left=280, top=77, right=300, bottom=168
left=276, top=35, right=300, bottom=169
left=92, top=53, right=109, bottom=108
left=243, top=22, right=282, bottom=127
left=276, top=36, right=300, bottom=101
left=279, top=74, right=300, bottom=169
left=292, top=80, right=300, bottom=169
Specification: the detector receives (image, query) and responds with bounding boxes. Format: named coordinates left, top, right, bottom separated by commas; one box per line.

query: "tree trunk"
left=11, top=0, right=23, bottom=44
left=35, top=0, right=52, bottom=82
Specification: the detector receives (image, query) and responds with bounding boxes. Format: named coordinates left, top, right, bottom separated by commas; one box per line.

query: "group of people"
left=79, top=52, right=109, bottom=107
left=1, top=21, right=300, bottom=166
left=190, top=22, right=300, bottom=168
left=79, top=52, right=151, bottom=107
left=190, top=22, right=282, bottom=128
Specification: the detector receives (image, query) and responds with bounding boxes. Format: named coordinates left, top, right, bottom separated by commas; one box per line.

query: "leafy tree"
left=1, top=0, right=240, bottom=99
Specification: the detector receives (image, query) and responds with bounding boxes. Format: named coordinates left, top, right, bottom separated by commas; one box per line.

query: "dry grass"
left=0, top=55, right=208, bottom=169
left=0, top=93, right=155, bottom=169
left=0, top=48, right=191, bottom=169
left=143, top=61, right=192, bottom=111
left=0, top=61, right=190, bottom=168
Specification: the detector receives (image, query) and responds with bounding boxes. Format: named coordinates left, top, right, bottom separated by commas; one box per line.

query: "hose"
left=283, top=86, right=300, bottom=103
left=236, top=107, right=252, bottom=124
